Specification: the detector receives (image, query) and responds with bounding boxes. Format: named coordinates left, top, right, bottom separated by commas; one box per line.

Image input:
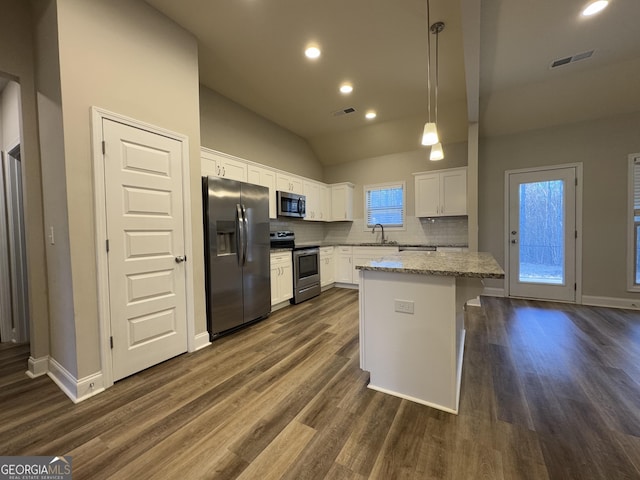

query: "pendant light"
left=429, top=21, right=445, bottom=161
left=421, top=0, right=438, bottom=146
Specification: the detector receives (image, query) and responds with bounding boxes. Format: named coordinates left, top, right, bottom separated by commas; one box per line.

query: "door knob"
left=511, top=231, right=517, bottom=235
left=511, top=240, right=517, bottom=244
left=175, top=255, right=186, bottom=263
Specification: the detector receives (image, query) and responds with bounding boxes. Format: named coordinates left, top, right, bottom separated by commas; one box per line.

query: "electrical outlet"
left=394, top=299, right=414, bottom=314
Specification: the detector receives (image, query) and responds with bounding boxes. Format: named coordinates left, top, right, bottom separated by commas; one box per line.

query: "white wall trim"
left=504, top=162, right=583, bottom=303
left=48, top=357, right=105, bottom=403
left=91, top=106, right=195, bottom=389
left=25, top=355, right=49, bottom=378
left=627, top=154, right=640, bottom=291
left=193, top=332, right=211, bottom=351
left=582, top=295, right=640, bottom=310
left=482, top=287, right=505, bottom=297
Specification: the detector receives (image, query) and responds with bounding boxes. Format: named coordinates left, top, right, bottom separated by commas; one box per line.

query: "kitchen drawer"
left=337, top=246, right=353, bottom=254
left=271, top=252, right=291, bottom=264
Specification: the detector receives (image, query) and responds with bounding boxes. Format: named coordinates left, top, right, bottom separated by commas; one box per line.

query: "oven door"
left=293, top=248, right=320, bottom=289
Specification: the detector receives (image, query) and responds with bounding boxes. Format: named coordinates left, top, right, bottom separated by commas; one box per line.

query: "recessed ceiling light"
left=582, top=0, right=608, bottom=16
left=305, top=46, right=321, bottom=59
left=340, top=83, right=353, bottom=94
left=365, top=111, right=377, bottom=120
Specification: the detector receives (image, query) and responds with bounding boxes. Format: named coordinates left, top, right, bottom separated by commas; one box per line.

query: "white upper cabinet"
left=248, top=164, right=277, bottom=219
left=331, top=183, right=354, bottom=221
left=414, top=167, right=467, bottom=217
left=319, top=184, right=331, bottom=222
left=276, top=173, right=304, bottom=194
left=201, top=148, right=247, bottom=182
left=202, top=147, right=351, bottom=223
left=303, top=180, right=323, bottom=221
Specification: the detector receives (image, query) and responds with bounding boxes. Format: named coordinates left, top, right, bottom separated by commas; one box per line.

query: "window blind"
left=634, top=158, right=640, bottom=216
left=365, top=184, right=404, bottom=228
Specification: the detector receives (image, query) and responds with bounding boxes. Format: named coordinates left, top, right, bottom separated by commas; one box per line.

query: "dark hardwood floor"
left=1, top=289, right=639, bottom=479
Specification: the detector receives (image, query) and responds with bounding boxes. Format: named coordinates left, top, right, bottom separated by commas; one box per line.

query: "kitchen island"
left=356, top=251, right=504, bottom=414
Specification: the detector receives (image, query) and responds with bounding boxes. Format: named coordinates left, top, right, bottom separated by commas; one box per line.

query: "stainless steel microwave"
left=276, top=191, right=306, bottom=218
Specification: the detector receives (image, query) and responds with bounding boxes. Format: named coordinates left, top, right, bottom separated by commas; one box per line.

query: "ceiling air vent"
left=550, top=50, right=594, bottom=69
left=332, top=107, right=357, bottom=117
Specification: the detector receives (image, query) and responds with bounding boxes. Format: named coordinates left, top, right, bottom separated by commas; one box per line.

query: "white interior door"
left=507, top=167, right=577, bottom=302
left=103, top=119, right=187, bottom=381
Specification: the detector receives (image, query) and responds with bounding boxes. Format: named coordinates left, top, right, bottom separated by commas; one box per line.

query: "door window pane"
left=635, top=221, right=640, bottom=284
left=519, top=180, right=565, bottom=284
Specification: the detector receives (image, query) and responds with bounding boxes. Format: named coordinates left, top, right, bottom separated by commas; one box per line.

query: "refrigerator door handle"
left=241, top=204, right=248, bottom=266
left=236, top=203, right=245, bottom=266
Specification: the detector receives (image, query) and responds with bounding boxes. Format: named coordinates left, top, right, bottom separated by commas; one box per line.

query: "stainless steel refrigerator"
left=203, top=176, right=271, bottom=339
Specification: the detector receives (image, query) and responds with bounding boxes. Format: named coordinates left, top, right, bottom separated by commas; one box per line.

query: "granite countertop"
left=311, top=242, right=468, bottom=248
left=355, top=251, right=505, bottom=279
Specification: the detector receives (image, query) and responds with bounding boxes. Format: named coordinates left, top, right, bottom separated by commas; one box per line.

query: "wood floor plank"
left=235, top=420, right=316, bottom=480
left=1, top=290, right=639, bottom=479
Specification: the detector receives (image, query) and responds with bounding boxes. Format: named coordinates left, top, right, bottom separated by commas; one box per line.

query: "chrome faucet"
left=371, top=223, right=385, bottom=244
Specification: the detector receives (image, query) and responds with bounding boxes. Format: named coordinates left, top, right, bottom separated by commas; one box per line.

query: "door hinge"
left=574, top=283, right=577, bottom=291
left=575, top=177, right=578, bottom=186
left=575, top=230, right=578, bottom=239
left=102, top=140, right=106, bottom=155
left=106, top=239, right=109, bottom=252
left=110, top=336, right=113, bottom=349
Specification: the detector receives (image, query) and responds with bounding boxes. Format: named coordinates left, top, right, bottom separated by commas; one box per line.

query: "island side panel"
left=359, top=269, right=458, bottom=412
left=453, top=276, right=485, bottom=410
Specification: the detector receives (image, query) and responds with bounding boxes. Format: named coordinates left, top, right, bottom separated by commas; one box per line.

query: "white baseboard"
left=193, top=331, right=211, bottom=351
left=334, top=283, right=358, bottom=290
left=25, top=355, right=49, bottom=378
left=582, top=295, right=640, bottom=310
left=271, top=300, right=291, bottom=312
left=482, top=287, right=505, bottom=297
left=48, top=357, right=105, bottom=403
left=478, top=291, right=639, bottom=310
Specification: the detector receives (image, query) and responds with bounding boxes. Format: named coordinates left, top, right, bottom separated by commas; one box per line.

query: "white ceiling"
left=145, top=0, right=640, bottom=165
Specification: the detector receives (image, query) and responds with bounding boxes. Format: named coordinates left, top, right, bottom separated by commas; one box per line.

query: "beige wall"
left=32, top=0, right=76, bottom=373
left=200, top=86, right=323, bottom=181
left=54, top=0, right=203, bottom=378
left=0, top=0, right=50, bottom=363
left=479, top=111, right=640, bottom=300
left=2, top=81, right=21, bottom=149
left=324, top=142, right=468, bottom=218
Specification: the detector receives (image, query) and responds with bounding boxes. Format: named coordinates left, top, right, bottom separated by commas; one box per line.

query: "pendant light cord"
left=426, top=0, right=432, bottom=123
left=434, top=26, right=439, bottom=125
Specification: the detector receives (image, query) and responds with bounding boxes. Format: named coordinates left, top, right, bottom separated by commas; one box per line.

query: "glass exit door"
left=507, top=167, right=577, bottom=302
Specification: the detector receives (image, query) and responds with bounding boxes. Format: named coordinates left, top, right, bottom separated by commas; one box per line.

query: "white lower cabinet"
left=334, top=246, right=399, bottom=286
left=352, top=247, right=399, bottom=285
left=320, top=246, right=335, bottom=287
left=335, top=246, right=353, bottom=284
left=270, top=251, right=293, bottom=307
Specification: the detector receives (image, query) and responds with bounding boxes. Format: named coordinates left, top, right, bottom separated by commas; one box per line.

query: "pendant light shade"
left=430, top=142, right=444, bottom=161
left=421, top=122, right=439, bottom=146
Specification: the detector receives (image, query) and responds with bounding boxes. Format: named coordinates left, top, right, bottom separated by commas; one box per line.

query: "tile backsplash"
left=270, top=216, right=468, bottom=246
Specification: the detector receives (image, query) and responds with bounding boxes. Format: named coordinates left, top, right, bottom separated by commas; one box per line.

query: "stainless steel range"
left=270, top=231, right=321, bottom=304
